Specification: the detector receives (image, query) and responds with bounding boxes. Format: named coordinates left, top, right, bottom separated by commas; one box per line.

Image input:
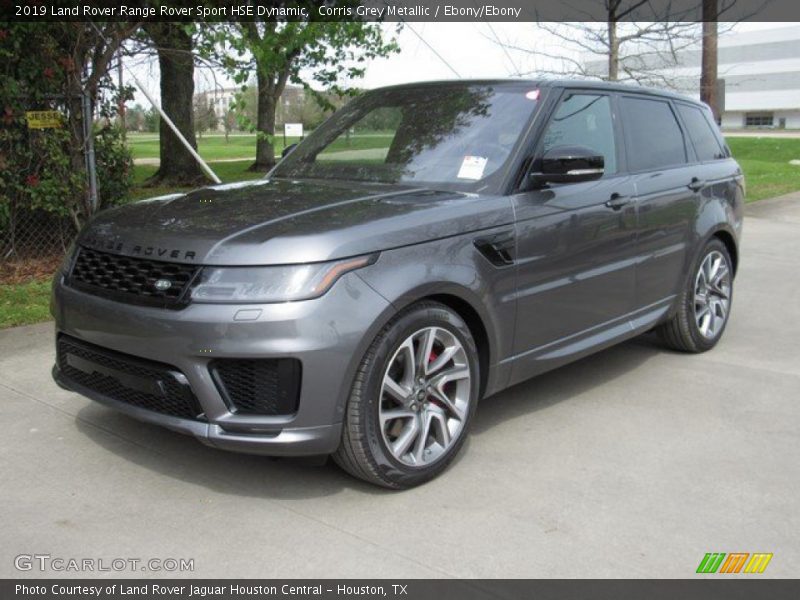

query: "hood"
left=78, top=178, right=512, bottom=265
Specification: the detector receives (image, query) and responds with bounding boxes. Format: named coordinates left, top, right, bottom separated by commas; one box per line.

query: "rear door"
left=509, top=89, right=637, bottom=380
left=673, top=100, right=744, bottom=232
left=619, top=94, right=697, bottom=309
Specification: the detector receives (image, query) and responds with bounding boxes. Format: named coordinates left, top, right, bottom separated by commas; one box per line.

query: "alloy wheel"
left=379, top=326, right=472, bottom=467
left=694, top=250, right=732, bottom=339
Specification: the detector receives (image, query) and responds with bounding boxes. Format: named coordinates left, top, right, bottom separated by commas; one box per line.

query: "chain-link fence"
left=1, top=207, right=76, bottom=262
left=1, top=92, right=96, bottom=271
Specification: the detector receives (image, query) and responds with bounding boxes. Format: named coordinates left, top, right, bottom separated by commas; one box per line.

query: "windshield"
left=271, top=83, right=539, bottom=191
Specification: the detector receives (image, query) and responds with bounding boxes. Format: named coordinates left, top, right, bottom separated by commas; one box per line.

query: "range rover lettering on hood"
left=82, top=234, right=197, bottom=261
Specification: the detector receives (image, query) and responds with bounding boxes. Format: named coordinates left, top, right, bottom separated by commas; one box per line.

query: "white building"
left=713, top=26, right=800, bottom=129
left=196, top=85, right=307, bottom=127
left=197, top=87, right=237, bottom=119
left=585, top=25, right=800, bottom=129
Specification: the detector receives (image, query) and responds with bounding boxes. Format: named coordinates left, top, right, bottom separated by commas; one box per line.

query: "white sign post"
left=284, top=123, right=304, bottom=138
left=283, top=123, right=304, bottom=156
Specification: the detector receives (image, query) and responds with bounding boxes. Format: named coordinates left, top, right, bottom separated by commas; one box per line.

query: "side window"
left=676, top=104, right=726, bottom=161
left=621, top=97, right=687, bottom=171
left=542, top=93, right=617, bottom=175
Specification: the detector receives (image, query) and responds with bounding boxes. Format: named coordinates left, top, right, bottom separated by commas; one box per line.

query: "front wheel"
left=333, top=302, right=480, bottom=489
left=657, top=238, right=734, bottom=353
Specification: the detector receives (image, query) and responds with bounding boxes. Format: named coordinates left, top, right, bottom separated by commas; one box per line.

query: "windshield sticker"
left=457, top=155, right=488, bottom=180
left=526, top=90, right=540, bottom=100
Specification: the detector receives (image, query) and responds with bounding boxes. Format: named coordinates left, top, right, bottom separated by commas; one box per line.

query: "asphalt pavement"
left=1, top=193, right=798, bottom=579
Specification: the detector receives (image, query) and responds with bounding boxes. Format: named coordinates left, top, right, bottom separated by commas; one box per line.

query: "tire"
left=657, top=238, right=734, bottom=353
left=333, top=301, right=480, bottom=489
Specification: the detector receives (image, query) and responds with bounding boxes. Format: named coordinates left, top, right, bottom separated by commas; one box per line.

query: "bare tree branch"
left=489, top=0, right=755, bottom=91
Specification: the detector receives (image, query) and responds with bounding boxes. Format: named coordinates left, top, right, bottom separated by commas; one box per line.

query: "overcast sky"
left=127, top=21, right=798, bottom=106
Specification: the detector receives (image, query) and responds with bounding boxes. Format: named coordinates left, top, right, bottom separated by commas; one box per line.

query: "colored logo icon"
left=696, top=553, right=773, bottom=574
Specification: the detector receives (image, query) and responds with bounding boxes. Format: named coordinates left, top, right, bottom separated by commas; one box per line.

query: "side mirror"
left=281, top=143, right=298, bottom=158
left=529, top=145, right=604, bottom=186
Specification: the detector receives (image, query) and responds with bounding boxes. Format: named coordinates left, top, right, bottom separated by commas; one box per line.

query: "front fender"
left=355, top=229, right=518, bottom=397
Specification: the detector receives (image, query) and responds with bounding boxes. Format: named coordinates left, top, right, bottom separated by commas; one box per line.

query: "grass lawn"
left=0, top=281, right=51, bottom=329
left=129, top=133, right=269, bottom=161
left=1, top=136, right=798, bottom=329
left=127, top=131, right=394, bottom=161
left=725, top=137, right=800, bottom=202
left=130, top=160, right=263, bottom=200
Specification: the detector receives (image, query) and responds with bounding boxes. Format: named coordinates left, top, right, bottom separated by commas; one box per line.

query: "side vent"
left=473, top=230, right=516, bottom=267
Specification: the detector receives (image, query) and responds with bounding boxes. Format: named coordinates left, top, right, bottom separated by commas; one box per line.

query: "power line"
left=404, top=22, right=462, bottom=79
left=485, top=21, right=522, bottom=76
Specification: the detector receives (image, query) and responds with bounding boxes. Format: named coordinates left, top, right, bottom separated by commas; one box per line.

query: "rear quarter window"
left=621, top=96, right=687, bottom=172
left=676, top=104, right=727, bottom=161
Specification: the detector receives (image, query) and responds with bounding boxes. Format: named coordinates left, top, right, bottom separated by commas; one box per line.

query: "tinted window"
left=542, top=93, right=616, bottom=174
left=621, top=97, right=686, bottom=171
left=677, top=104, right=725, bottom=161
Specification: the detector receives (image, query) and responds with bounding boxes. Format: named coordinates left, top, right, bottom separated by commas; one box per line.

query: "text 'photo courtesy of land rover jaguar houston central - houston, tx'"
left=51, top=80, right=743, bottom=488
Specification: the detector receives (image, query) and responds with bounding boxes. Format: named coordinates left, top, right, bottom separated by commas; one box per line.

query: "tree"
left=205, top=14, right=399, bottom=171
left=59, top=23, right=139, bottom=222
left=1, top=23, right=138, bottom=227
left=1, top=23, right=136, bottom=258
left=222, top=109, right=237, bottom=142
left=282, top=89, right=345, bottom=130
left=143, top=107, right=160, bottom=133
left=125, top=104, right=147, bottom=132
left=501, top=1, right=702, bottom=88
left=193, top=95, right=218, bottom=138
left=143, top=23, right=208, bottom=186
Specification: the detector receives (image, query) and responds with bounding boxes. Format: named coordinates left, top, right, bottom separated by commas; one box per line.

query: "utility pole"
left=701, top=0, right=720, bottom=122
left=82, top=91, right=99, bottom=213
left=117, top=48, right=126, bottom=138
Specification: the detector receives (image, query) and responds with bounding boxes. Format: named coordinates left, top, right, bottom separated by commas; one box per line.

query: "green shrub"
left=0, top=23, right=133, bottom=255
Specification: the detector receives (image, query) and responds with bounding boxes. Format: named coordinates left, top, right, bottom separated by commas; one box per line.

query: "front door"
left=509, top=90, right=637, bottom=383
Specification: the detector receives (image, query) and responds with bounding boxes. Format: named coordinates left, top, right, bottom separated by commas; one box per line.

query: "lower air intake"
left=211, top=359, right=301, bottom=416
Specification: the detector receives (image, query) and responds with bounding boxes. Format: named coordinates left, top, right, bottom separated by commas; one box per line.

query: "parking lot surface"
left=2, top=194, right=798, bottom=578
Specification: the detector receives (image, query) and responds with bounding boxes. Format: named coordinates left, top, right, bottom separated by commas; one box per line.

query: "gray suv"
left=52, top=80, right=743, bottom=488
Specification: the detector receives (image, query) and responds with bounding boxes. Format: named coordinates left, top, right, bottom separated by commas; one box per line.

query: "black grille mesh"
left=57, top=336, right=203, bottom=420
left=212, top=359, right=301, bottom=416
left=68, top=247, right=199, bottom=308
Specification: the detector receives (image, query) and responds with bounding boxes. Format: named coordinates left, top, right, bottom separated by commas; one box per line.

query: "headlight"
left=190, top=254, right=378, bottom=304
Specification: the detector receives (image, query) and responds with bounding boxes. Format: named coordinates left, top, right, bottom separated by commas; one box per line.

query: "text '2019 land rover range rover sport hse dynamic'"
left=52, top=80, right=743, bottom=488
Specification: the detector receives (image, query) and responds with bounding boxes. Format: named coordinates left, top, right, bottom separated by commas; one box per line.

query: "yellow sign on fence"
left=25, top=110, right=63, bottom=129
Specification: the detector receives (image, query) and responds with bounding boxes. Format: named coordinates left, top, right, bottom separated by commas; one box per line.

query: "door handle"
left=688, top=177, right=706, bottom=192
left=605, top=193, right=631, bottom=210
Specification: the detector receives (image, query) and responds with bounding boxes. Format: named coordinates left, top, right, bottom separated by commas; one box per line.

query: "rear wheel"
left=333, top=302, right=480, bottom=489
left=657, top=238, right=733, bottom=352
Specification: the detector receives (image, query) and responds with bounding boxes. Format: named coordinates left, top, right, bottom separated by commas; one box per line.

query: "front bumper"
left=51, top=271, right=392, bottom=456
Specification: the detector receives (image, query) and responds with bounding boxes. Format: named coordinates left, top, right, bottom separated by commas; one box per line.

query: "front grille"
left=211, top=359, right=301, bottom=416
left=67, top=247, right=199, bottom=308
left=57, top=335, right=203, bottom=421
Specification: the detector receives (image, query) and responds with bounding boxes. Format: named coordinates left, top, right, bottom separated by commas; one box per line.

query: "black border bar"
left=3, top=0, right=800, bottom=22
left=4, top=579, right=800, bottom=600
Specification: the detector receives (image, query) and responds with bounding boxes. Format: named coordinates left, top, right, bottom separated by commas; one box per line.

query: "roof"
left=373, top=78, right=705, bottom=107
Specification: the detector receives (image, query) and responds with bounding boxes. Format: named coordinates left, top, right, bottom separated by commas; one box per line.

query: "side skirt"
left=501, top=296, right=675, bottom=389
